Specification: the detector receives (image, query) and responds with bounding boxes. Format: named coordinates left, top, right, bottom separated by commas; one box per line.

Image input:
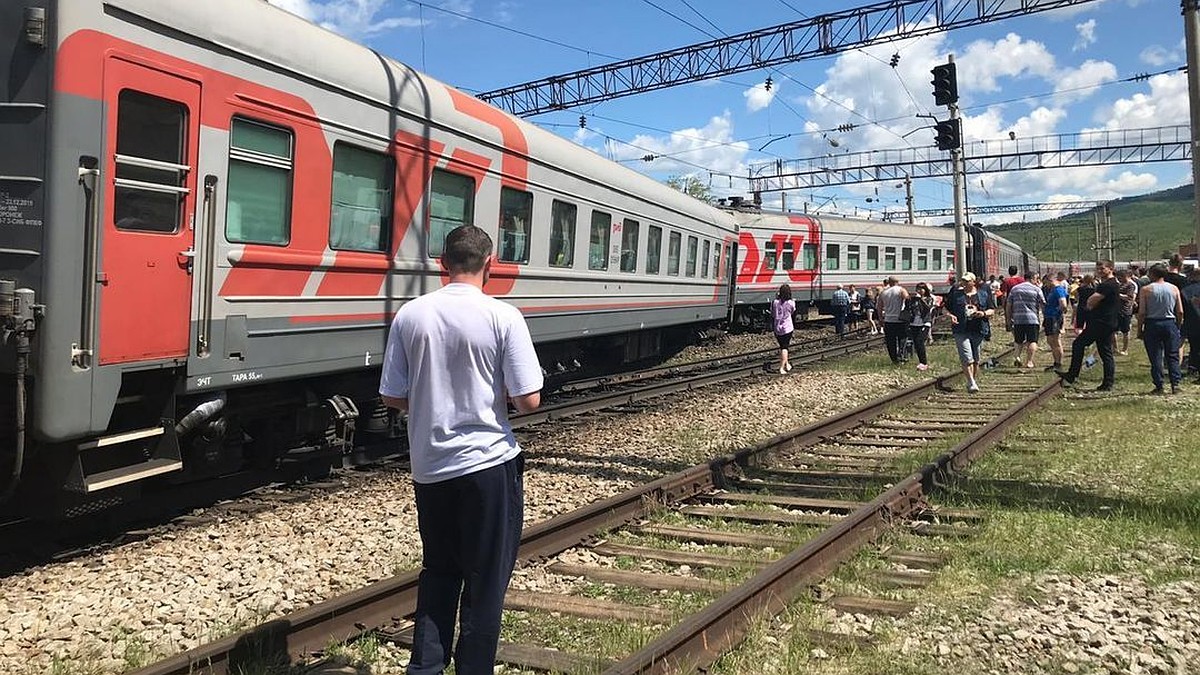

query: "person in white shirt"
left=380, top=224, right=543, bottom=674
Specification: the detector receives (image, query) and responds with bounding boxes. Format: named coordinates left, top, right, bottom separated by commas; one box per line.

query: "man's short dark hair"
left=1169, top=253, right=1183, bottom=269
left=443, top=225, right=493, bottom=273
left=1149, top=263, right=1168, bottom=280
left=1023, top=271, right=1035, bottom=281
left=1008, top=265, right=1018, bottom=276
left=1099, top=259, right=1114, bottom=272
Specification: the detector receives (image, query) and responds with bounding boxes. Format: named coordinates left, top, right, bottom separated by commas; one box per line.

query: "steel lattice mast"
left=477, top=0, right=1101, bottom=117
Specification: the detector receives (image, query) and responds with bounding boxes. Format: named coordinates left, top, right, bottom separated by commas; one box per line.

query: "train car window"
left=646, top=225, right=663, bottom=274
left=701, top=240, right=711, bottom=277
left=781, top=242, right=795, bottom=270
left=329, top=143, right=392, bottom=252
left=620, top=219, right=639, bottom=272
left=428, top=169, right=474, bottom=257
left=884, top=246, right=897, bottom=271
left=946, top=249, right=955, bottom=269
left=802, top=243, right=817, bottom=270
left=114, top=91, right=188, bottom=233
left=668, top=231, right=681, bottom=275
left=901, top=247, right=913, bottom=271
left=867, top=245, right=879, bottom=270
left=917, top=248, right=929, bottom=270
left=764, top=241, right=778, bottom=270
left=549, top=200, right=577, bottom=268
left=826, top=244, right=840, bottom=270
left=847, top=245, right=860, bottom=270
left=686, top=236, right=698, bottom=276
left=933, top=249, right=942, bottom=271
left=589, top=210, right=610, bottom=270
left=713, top=244, right=721, bottom=279
left=226, top=118, right=293, bottom=244
left=498, top=188, right=533, bottom=263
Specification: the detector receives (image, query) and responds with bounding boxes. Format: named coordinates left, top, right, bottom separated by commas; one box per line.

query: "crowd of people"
left=769, top=253, right=1200, bottom=395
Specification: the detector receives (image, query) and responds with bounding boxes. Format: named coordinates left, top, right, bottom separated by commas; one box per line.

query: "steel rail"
left=604, top=374, right=1060, bottom=674
left=511, top=335, right=880, bottom=428
left=131, top=350, right=1041, bottom=675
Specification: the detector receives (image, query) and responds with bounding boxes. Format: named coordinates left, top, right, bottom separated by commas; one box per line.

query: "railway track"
left=132, top=355, right=1061, bottom=675
left=0, top=331, right=872, bottom=576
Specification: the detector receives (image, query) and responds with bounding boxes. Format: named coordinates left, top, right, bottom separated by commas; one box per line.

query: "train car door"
left=97, top=59, right=200, bottom=365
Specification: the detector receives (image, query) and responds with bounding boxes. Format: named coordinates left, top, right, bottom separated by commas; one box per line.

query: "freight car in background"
left=0, top=0, right=736, bottom=516
left=726, top=207, right=1039, bottom=326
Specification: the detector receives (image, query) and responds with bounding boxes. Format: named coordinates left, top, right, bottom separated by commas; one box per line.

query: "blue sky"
left=267, top=0, right=1189, bottom=224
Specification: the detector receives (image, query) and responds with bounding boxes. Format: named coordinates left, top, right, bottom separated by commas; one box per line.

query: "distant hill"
left=984, top=184, right=1196, bottom=263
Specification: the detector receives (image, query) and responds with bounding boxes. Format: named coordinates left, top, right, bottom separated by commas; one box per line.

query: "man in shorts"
left=1115, top=268, right=1138, bottom=355
left=1042, top=274, right=1069, bottom=371
left=1006, top=271, right=1045, bottom=368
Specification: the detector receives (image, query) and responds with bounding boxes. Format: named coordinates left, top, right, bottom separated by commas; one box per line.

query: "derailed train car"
left=728, top=210, right=1039, bottom=324
left=0, top=0, right=737, bottom=515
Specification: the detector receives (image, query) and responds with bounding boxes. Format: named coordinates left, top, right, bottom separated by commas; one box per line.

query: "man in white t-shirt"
left=380, top=225, right=543, bottom=674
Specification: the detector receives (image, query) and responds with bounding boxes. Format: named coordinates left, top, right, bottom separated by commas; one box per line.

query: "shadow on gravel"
left=941, top=476, right=1200, bottom=532
left=525, top=449, right=693, bottom=482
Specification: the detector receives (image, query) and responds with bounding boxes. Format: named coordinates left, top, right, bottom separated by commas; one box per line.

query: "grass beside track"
left=711, top=339, right=1200, bottom=674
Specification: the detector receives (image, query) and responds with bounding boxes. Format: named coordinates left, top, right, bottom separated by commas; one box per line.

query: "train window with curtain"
left=589, top=210, right=610, bottom=270
left=668, top=231, right=681, bottom=275
left=498, top=188, right=532, bottom=263
left=549, top=200, right=577, bottom=268
left=701, top=240, right=711, bottom=277
left=884, top=246, right=897, bottom=271
left=646, top=225, right=662, bottom=274
left=763, top=241, right=778, bottom=270
left=114, top=90, right=188, bottom=233
left=826, top=243, right=840, bottom=270
left=847, top=245, right=860, bottom=270
left=781, top=242, right=795, bottom=270
left=803, top=243, right=818, bottom=270
left=713, top=244, right=721, bottom=279
left=226, top=118, right=293, bottom=244
left=933, top=248, right=942, bottom=270
left=946, top=249, right=955, bottom=269
left=329, top=143, right=392, bottom=252
left=917, top=248, right=929, bottom=270
left=620, top=218, right=639, bottom=272
left=867, top=245, right=879, bottom=270
left=428, top=169, right=474, bottom=257
left=686, top=236, right=698, bottom=276
left=901, top=247, right=913, bottom=270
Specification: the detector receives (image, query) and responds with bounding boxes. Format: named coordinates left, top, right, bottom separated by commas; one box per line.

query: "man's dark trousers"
left=1063, top=325, right=1116, bottom=387
left=883, top=321, right=907, bottom=363
left=832, top=305, right=847, bottom=336
left=1143, top=318, right=1182, bottom=388
left=409, top=454, right=524, bottom=675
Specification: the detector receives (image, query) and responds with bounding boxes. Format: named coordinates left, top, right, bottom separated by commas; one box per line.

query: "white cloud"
left=604, top=113, right=750, bottom=195
left=1090, top=70, right=1190, bottom=130
left=743, top=82, right=778, bottom=113
left=1140, top=39, right=1185, bottom=67
left=1073, top=19, right=1097, bottom=51
left=959, top=33, right=1057, bottom=92
left=266, top=0, right=429, bottom=37
left=1054, top=59, right=1118, bottom=104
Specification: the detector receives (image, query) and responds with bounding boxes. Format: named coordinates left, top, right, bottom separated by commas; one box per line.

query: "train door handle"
left=178, top=248, right=195, bottom=273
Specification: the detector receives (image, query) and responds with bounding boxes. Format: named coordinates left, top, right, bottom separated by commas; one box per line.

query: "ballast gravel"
left=1, top=335, right=913, bottom=675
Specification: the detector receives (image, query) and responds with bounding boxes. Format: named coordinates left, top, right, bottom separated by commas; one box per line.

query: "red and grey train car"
left=729, top=212, right=1038, bottom=323
left=0, top=0, right=736, bottom=514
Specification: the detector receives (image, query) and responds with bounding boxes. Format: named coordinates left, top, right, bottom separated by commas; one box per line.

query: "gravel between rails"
left=2, top=334, right=903, bottom=675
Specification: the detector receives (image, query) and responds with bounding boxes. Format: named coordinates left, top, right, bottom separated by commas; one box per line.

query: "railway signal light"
left=934, top=118, right=961, bottom=151
left=930, top=62, right=958, bottom=106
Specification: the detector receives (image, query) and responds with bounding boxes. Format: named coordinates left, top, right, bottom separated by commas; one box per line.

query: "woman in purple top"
left=771, top=283, right=796, bottom=374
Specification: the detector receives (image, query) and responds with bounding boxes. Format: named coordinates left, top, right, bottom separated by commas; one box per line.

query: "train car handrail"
left=73, top=159, right=101, bottom=369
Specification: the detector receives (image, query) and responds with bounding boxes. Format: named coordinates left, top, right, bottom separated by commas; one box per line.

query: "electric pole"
left=904, top=175, right=915, bottom=225
left=1186, top=0, right=1200, bottom=258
